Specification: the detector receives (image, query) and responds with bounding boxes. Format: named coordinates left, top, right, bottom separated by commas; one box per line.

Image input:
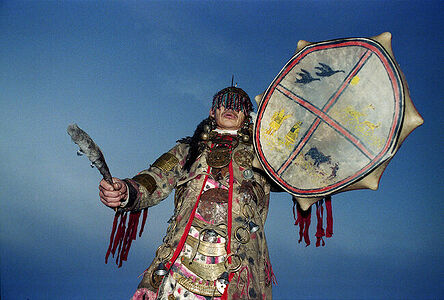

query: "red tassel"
left=325, top=196, right=333, bottom=238
left=139, top=208, right=148, bottom=237
left=105, top=213, right=119, bottom=264
left=264, top=259, right=278, bottom=286
left=315, top=200, right=325, bottom=247
left=293, top=196, right=333, bottom=247
left=105, top=209, right=147, bottom=267
left=293, top=199, right=311, bottom=246
left=113, top=212, right=127, bottom=266
left=119, top=211, right=141, bottom=265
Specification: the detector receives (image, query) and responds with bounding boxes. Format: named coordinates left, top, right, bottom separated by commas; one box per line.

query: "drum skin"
left=254, top=33, right=423, bottom=202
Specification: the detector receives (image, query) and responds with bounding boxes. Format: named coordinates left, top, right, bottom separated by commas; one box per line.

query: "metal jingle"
left=248, top=220, right=260, bottom=233
left=242, top=169, right=254, bottom=180
left=154, top=262, right=168, bottom=276
left=201, top=132, right=209, bottom=141
left=224, top=253, right=242, bottom=273
left=234, top=226, right=250, bottom=244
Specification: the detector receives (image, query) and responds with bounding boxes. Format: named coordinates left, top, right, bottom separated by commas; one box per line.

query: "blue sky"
left=1, top=1, right=442, bottom=299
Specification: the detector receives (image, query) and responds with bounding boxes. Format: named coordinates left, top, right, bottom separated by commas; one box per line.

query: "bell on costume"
left=248, top=220, right=260, bottom=233
left=154, top=262, right=168, bottom=276
left=217, top=271, right=230, bottom=285
left=216, top=271, right=230, bottom=294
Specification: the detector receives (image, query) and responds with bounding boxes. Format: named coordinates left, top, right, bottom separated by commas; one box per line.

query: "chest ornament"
left=206, top=133, right=239, bottom=168
left=207, top=148, right=231, bottom=168
left=233, top=148, right=254, bottom=168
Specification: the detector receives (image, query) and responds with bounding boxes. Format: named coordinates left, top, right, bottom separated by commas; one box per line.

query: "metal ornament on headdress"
left=211, top=83, right=253, bottom=115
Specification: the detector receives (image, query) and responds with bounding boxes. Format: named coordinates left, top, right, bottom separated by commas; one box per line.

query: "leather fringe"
left=105, top=208, right=148, bottom=267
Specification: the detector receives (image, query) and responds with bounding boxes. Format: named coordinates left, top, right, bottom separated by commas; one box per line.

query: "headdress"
left=211, top=86, right=253, bottom=115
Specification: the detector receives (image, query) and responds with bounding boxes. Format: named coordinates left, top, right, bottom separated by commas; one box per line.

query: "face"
left=210, top=106, right=246, bottom=130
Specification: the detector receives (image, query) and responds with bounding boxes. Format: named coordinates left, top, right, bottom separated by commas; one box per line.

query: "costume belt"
left=173, top=272, right=222, bottom=297
left=181, top=256, right=225, bottom=281
left=186, top=235, right=227, bottom=257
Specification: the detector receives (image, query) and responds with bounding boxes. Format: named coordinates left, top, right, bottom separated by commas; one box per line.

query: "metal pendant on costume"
left=200, top=188, right=229, bottom=204
left=211, top=166, right=229, bottom=181
left=197, top=188, right=228, bottom=223
left=216, top=272, right=229, bottom=295
left=150, top=271, right=164, bottom=289
left=207, top=148, right=231, bottom=168
left=233, top=148, right=254, bottom=168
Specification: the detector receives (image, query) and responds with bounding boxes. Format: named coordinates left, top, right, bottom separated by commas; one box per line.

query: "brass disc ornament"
left=207, top=148, right=231, bottom=168
left=233, top=149, right=254, bottom=168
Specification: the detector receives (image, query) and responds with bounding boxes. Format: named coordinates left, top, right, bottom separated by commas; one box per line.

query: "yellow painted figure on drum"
left=265, top=109, right=292, bottom=136
left=283, top=121, right=303, bottom=149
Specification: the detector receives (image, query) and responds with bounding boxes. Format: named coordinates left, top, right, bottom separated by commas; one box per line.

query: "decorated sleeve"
left=123, top=142, right=190, bottom=211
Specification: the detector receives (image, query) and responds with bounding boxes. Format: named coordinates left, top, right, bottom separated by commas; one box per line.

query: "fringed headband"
left=211, top=87, right=253, bottom=115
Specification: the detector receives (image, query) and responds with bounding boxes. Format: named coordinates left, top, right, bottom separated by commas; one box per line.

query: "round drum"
left=254, top=38, right=404, bottom=197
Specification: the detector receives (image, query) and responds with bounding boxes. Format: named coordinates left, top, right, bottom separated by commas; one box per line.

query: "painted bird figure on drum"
left=314, top=62, right=345, bottom=77
left=295, top=69, right=320, bottom=84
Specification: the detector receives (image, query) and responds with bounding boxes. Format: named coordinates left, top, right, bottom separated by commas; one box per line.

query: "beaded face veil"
left=211, top=86, right=253, bottom=116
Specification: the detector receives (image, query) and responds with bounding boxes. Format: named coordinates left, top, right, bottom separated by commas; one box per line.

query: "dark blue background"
left=1, top=1, right=442, bottom=299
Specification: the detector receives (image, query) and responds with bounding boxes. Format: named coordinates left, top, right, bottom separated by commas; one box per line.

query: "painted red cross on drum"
left=254, top=38, right=404, bottom=197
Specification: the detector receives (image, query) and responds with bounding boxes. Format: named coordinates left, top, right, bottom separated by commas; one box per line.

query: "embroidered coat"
left=124, top=137, right=276, bottom=299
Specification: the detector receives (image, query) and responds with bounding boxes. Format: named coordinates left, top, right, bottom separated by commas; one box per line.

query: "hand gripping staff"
left=67, top=123, right=148, bottom=267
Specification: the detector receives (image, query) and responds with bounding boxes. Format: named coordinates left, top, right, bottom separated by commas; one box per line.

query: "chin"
left=220, top=121, right=239, bottom=129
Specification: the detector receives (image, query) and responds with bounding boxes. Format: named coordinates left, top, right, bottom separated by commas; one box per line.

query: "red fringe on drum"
left=293, top=197, right=333, bottom=247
